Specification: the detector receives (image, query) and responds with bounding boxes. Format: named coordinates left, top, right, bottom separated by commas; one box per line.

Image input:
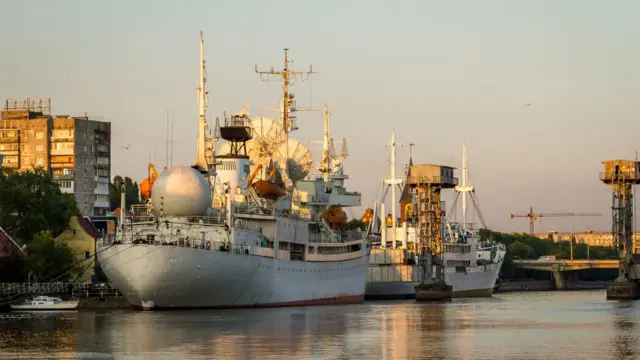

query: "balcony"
left=94, top=187, right=110, bottom=196
left=50, top=135, right=74, bottom=142
left=51, top=148, right=74, bottom=156
left=93, top=176, right=110, bottom=183
left=53, top=173, right=75, bottom=180
left=0, top=137, right=18, bottom=143
left=599, top=171, right=640, bottom=185
left=51, top=162, right=75, bottom=168
left=94, top=200, right=110, bottom=208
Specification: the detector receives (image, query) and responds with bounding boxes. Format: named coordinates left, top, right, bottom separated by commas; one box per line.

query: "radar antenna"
left=255, top=49, right=315, bottom=134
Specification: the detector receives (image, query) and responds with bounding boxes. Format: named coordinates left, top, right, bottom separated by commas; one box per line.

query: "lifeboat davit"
left=323, top=205, right=348, bottom=229
left=252, top=180, right=286, bottom=200
left=139, top=163, right=160, bottom=198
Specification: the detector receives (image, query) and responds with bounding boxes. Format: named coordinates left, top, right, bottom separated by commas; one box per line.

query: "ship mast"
left=320, top=104, right=332, bottom=182
left=194, top=30, right=210, bottom=174
left=255, top=49, right=315, bottom=134
left=462, top=144, right=468, bottom=225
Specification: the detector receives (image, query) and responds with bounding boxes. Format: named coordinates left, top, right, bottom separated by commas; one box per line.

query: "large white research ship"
left=96, top=34, right=370, bottom=310
left=366, top=132, right=506, bottom=299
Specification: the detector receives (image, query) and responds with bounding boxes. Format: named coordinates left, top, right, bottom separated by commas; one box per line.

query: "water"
left=0, top=290, right=638, bottom=360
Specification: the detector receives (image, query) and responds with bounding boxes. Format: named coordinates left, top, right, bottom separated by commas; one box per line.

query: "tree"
left=344, top=219, right=366, bottom=231
left=110, top=175, right=141, bottom=211
left=508, top=240, right=534, bottom=260
left=25, top=230, right=76, bottom=282
left=0, top=168, right=79, bottom=243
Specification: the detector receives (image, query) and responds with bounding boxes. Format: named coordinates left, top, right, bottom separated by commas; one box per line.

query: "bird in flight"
left=525, top=103, right=532, bottom=107
left=121, top=144, right=132, bottom=149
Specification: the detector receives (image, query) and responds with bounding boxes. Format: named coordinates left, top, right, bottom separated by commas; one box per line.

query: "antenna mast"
left=255, top=49, right=315, bottom=134
left=194, top=30, right=210, bottom=174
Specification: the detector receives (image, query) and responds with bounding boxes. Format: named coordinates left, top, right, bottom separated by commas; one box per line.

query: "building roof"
left=77, top=216, right=100, bottom=239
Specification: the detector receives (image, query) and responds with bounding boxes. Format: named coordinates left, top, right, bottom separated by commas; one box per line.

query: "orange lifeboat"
left=361, top=208, right=374, bottom=223
left=139, top=163, right=159, bottom=199
left=252, top=180, right=286, bottom=200
left=247, top=163, right=286, bottom=200
left=323, top=205, right=348, bottom=229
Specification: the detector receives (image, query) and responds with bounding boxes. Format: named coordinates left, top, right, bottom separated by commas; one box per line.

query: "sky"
left=1, top=0, right=639, bottom=234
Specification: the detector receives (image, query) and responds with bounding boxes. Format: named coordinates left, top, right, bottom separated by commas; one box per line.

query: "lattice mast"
left=407, top=165, right=458, bottom=283
left=600, top=160, right=640, bottom=282
left=255, top=49, right=315, bottom=135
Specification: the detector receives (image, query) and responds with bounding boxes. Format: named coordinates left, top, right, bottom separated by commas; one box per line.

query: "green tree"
left=110, top=175, right=141, bottom=211
left=0, top=168, right=79, bottom=243
left=25, top=230, right=76, bottom=282
left=508, top=240, right=534, bottom=259
left=344, top=219, right=366, bottom=231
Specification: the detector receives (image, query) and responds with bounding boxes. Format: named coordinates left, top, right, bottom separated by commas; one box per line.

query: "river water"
left=0, top=290, right=637, bottom=360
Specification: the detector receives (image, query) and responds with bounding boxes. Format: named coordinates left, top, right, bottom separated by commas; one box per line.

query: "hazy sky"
left=2, top=0, right=639, bottom=233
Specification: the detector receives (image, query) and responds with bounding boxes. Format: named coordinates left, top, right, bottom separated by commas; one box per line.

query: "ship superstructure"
left=96, top=36, right=370, bottom=310
left=366, top=132, right=506, bottom=299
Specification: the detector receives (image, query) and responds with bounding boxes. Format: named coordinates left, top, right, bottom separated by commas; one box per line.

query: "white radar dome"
left=151, top=166, right=212, bottom=216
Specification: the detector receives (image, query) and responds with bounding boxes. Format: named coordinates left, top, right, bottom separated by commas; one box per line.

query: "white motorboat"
left=11, top=296, right=79, bottom=311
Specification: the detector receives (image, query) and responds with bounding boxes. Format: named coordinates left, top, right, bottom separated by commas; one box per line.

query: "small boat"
left=11, top=296, right=79, bottom=311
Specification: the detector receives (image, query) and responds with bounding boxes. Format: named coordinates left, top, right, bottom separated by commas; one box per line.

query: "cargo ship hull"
left=97, top=243, right=369, bottom=310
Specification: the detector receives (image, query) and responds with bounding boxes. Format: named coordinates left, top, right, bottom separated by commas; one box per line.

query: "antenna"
left=255, top=48, right=316, bottom=134
left=165, top=109, right=169, bottom=169
left=194, top=31, right=210, bottom=173
left=169, top=109, right=174, bottom=168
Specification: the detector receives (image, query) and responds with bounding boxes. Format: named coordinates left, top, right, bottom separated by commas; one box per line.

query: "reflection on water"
left=611, top=301, right=637, bottom=360
left=0, top=291, right=639, bottom=360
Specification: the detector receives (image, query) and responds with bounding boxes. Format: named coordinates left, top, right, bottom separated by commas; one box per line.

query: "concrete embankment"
left=500, top=279, right=612, bottom=293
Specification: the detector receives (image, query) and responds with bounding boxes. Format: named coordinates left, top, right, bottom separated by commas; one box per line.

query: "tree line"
left=0, top=169, right=143, bottom=283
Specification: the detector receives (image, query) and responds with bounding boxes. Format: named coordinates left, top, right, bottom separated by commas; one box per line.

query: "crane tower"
left=600, top=160, right=640, bottom=300
left=406, top=164, right=458, bottom=301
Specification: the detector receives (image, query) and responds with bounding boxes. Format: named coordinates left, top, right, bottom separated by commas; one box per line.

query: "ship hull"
left=97, top=244, right=368, bottom=310
left=365, top=262, right=502, bottom=300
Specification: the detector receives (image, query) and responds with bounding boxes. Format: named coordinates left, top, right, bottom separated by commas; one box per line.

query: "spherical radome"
left=151, top=166, right=212, bottom=216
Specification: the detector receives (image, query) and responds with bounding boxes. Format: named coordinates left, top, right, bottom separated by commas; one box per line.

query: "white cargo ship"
left=96, top=34, right=370, bottom=310
left=366, top=134, right=505, bottom=299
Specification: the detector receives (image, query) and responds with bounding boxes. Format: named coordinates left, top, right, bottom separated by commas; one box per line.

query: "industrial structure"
left=0, top=98, right=111, bottom=215
left=509, top=206, right=603, bottom=235
left=600, top=159, right=640, bottom=300
left=406, top=164, right=458, bottom=300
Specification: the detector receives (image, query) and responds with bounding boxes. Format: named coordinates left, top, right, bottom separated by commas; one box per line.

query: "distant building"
left=54, top=216, right=100, bottom=282
left=0, top=98, right=111, bottom=215
left=534, top=231, right=640, bottom=254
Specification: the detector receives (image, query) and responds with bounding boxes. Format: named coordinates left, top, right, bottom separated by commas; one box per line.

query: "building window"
left=35, top=144, right=44, bottom=152
left=35, top=131, right=44, bottom=139
left=84, top=251, right=90, bottom=259
left=36, top=157, right=44, bottom=166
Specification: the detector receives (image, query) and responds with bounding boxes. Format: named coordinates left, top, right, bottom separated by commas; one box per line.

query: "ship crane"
left=509, top=206, right=603, bottom=235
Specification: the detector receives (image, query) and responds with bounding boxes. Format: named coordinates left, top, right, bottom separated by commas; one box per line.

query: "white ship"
left=366, top=132, right=505, bottom=299
left=96, top=34, right=370, bottom=310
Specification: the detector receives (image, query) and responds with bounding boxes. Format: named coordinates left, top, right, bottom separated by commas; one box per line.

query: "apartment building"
left=0, top=98, right=111, bottom=215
